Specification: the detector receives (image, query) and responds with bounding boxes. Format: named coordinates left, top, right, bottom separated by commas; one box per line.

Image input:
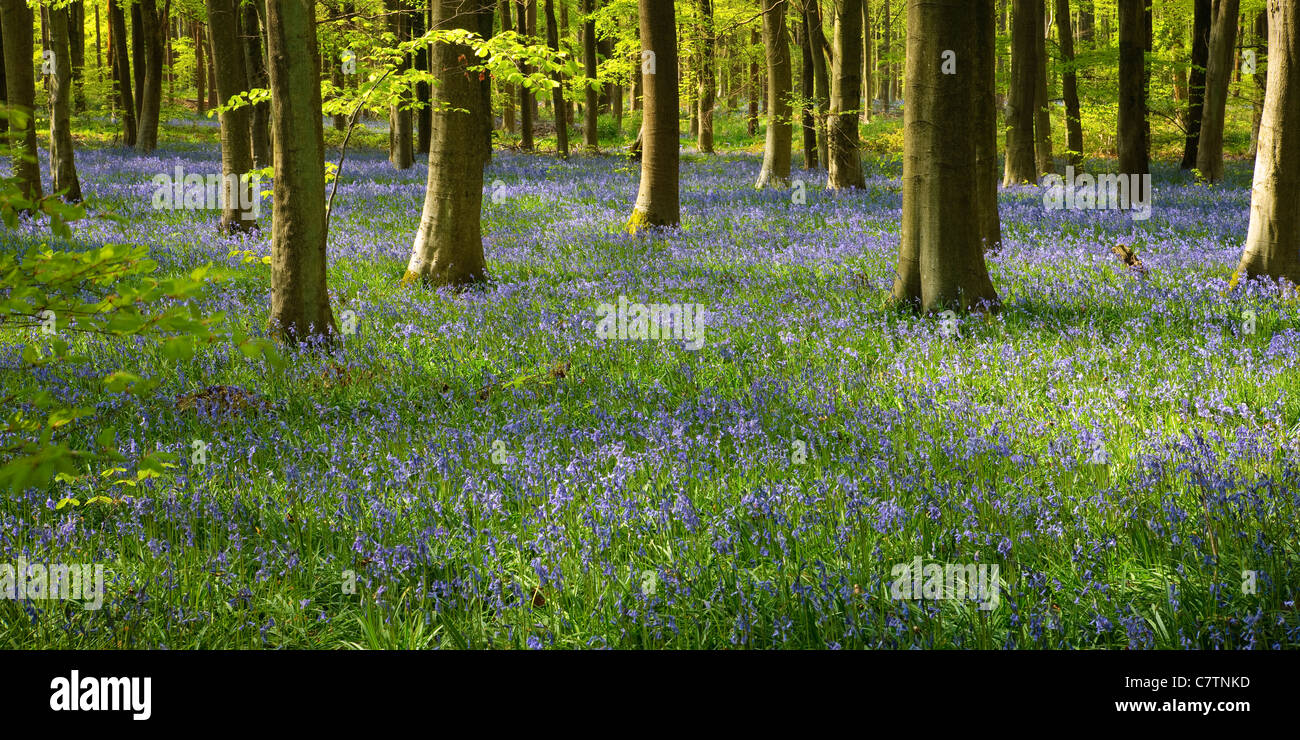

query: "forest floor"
left=2, top=125, right=1298, bottom=648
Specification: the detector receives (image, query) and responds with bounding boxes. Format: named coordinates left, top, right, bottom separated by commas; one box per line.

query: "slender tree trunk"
left=517, top=0, right=533, bottom=149
left=1196, top=0, right=1240, bottom=182
left=406, top=0, right=492, bottom=286
left=1248, top=10, right=1267, bottom=158
left=582, top=0, right=597, bottom=150
left=755, top=0, right=792, bottom=188
left=193, top=20, right=205, bottom=115
left=879, top=0, right=891, bottom=110
left=0, top=17, right=9, bottom=136
left=626, top=0, right=678, bottom=230
left=545, top=0, right=567, bottom=157
left=131, top=2, right=144, bottom=113
left=243, top=0, right=271, bottom=169
left=1003, top=0, right=1038, bottom=184
left=975, top=0, right=1002, bottom=252
left=893, top=0, right=999, bottom=313
left=798, top=16, right=817, bottom=167
left=499, top=0, right=515, bottom=134
left=387, top=0, right=414, bottom=169
left=1118, top=0, right=1149, bottom=177
left=827, top=0, right=864, bottom=190
left=1056, top=0, right=1083, bottom=168
left=697, top=0, right=714, bottom=153
left=860, top=0, right=871, bottom=122
left=1033, top=0, right=1053, bottom=175
left=1236, top=0, right=1300, bottom=283
left=266, top=0, right=335, bottom=342
left=477, top=2, right=494, bottom=163
left=1, top=0, right=42, bottom=203
left=48, top=5, right=82, bottom=202
left=414, top=5, right=431, bottom=152
left=108, top=0, right=136, bottom=146
left=807, top=0, right=830, bottom=168
left=205, top=0, right=256, bottom=232
left=69, top=1, right=85, bottom=112
left=747, top=28, right=759, bottom=136
left=134, top=0, right=164, bottom=153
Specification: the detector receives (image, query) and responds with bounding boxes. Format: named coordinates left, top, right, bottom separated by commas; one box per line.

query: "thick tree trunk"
left=1056, top=0, right=1083, bottom=168
left=1118, top=0, right=1149, bottom=177
left=1236, top=0, right=1300, bottom=283
left=134, top=0, right=164, bottom=153
left=545, top=0, right=567, bottom=157
left=205, top=0, right=257, bottom=232
left=755, top=0, right=792, bottom=189
left=1, top=0, right=42, bottom=203
left=1003, top=0, right=1038, bottom=184
left=517, top=0, right=533, bottom=149
left=697, top=0, right=714, bottom=153
left=1033, top=0, right=1053, bottom=175
left=1196, top=0, right=1240, bottom=182
left=626, top=0, right=678, bottom=230
left=266, top=0, right=336, bottom=342
left=827, top=0, right=864, bottom=190
left=48, top=5, right=82, bottom=202
left=406, top=0, right=492, bottom=286
left=582, top=0, right=597, bottom=150
left=893, top=0, right=999, bottom=312
left=108, top=0, right=136, bottom=146
left=243, top=0, right=271, bottom=169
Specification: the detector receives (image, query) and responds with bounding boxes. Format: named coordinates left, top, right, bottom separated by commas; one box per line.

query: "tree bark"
left=1196, top=0, right=1240, bottom=182
left=806, top=0, right=830, bottom=168
left=266, top=0, right=336, bottom=342
left=975, top=0, right=1002, bottom=252
left=1118, top=0, right=1149, bottom=177
left=48, top=5, right=82, bottom=202
left=1056, top=0, right=1083, bottom=168
left=499, top=0, right=515, bottom=134
left=1, top=0, right=42, bottom=203
left=755, top=0, right=792, bottom=188
left=1033, top=0, right=1053, bottom=175
left=827, top=0, right=864, bottom=190
left=406, top=0, right=491, bottom=286
left=134, top=0, right=164, bottom=153
left=517, top=0, right=533, bottom=149
left=1248, top=10, right=1267, bottom=158
left=697, top=0, right=714, bottom=153
left=387, top=0, right=414, bottom=170
left=242, top=0, right=271, bottom=169
left=626, top=0, right=678, bottom=230
left=747, top=28, right=759, bottom=136
left=1236, top=0, right=1300, bottom=283
left=414, top=4, right=431, bottom=152
left=205, top=0, right=257, bottom=232
left=582, top=0, right=597, bottom=150
left=892, top=0, right=1000, bottom=313
left=108, top=0, right=136, bottom=146
left=1003, top=0, right=1038, bottom=184
left=545, top=0, right=567, bottom=157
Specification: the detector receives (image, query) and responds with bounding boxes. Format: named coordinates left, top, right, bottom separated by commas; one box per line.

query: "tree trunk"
left=806, top=0, right=830, bottom=168
left=414, top=5, right=431, bottom=152
left=130, top=3, right=144, bottom=113
left=626, top=0, right=678, bottom=230
left=266, top=0, right=336, bottom=342
left=975, top=0, right=1002, bottom=252
left=697, top=0, right=714, bottom=153
left=1196, top=0, right=1240, bottom=182
left=1236, top=0, right=1299, bottom=283
left=205, top=0, right=257, bottom=232
left=478, top=3, right=494, bottom=162
left=1248, top=10, right=1267, bottom=158
left=1033, top=0, right=1053, bottom=175
left=499, top=0, right=515, bottom=134
left=69, top=1, right=85, bottom=112
left=1118, top=0, right=1149, bottom=177
left=879, top=0, right=891, bottom=111
left=755, top=0, right=791, bottom=189
left=517, top=0, right=533, bottom=149
left=582, top=0, right=597, bottom=150
left=387, top=0, right=414, bottom=169
left=1, top=0, right=42, bottom=203
left=545, top=0, right=567, bottom=157
left=48, top=5, right=82, bottom=202
left=134, top=0, right=164, bottom=153
left=1003, top=0, right=1038, bottom=184
left=406, top=0, right=492, bottom=286
left=243, top=0, right=271, bottom=169
left=747, top=28, right=759, bottom=136
left=193, top=20, right=205, bottom=115
left=1056, top=0, right=1083, bottom=168
left=893, top=0, right=999, bottom=312
left=827, top=0, right=864, bottom=190
left=860, top=0, right=871, bottom=122
left=108, top=0, right=136, bottom=146
left=798, top=15, right=817, bottom=167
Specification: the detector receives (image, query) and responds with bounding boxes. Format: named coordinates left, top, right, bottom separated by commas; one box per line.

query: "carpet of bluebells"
left=2, top=130, right=1299, bottom=649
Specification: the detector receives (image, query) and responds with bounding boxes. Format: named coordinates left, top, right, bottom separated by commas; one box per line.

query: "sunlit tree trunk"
left=134, top=0, right=164, bottom=153
left=1056, top=0, right=1083, bottom=168
left=626, top=0, right=678, bottom=230
left=243, top=0, right=271, bottom=169
left=582, top=0, right=597, bottom=150
left=266, top=0, right=336, bottom=341
left=1, top=0, right=41, bottom=203
left=205, top=0, right=256, bottom=232
left=107, top=0, right=136, bottom=146
left=405, top=0, right=492, bottom=287
left=1181, top=0, right=1211, bottom=169
left=48, top=4, right=82, bottom=202
left=892, top=0, right=1000, bottom=313
left=827, top=0, right=864, bottom=190
left=1033, top=0, right=1053, bottom=175
left=697, top=0, right=715, bottom=154
left=755, top=0, right=791, bottom=189
left=1196, top=0, right=1240, bottom=182
left=1003, top=0, right=1038, bottom=184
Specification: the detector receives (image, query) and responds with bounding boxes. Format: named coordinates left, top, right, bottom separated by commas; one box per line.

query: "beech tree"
left=1056, top=0, right=1083, bottom=168
left=582, top=0, right=597, bottom=150
left=1181, top=0, right=1211, bottom=170
left=626, top=0, right=678, bottom=230
left=205, top=0, right=257, bottom=232
left=827, top=0, right=864, bottom=190
left=754, top=0, right=791, bottom=189
left=266, top=0, right=336, bottom=341
left=1236, top=0, right=1299, bottom=283
left=1, top=0, right=41, bottom=204
left=1196, top=0, right=1240, bottom=182
left=405, top=0, right=493, bottom=286
left=48, top=2, right=82, bottom=202
left=545, top=0, right=568, bottom=158
left=134, top=0, right=164, bottom=153
left=1118, top=0, right=1149, bottom=178
left=697, top=0, right=715, bottom=154
left=107, top=0, right=136, bottom=147
left=1003, top=0, right=1038, bottom=185
left=892, top=0, right=999, bottom=313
